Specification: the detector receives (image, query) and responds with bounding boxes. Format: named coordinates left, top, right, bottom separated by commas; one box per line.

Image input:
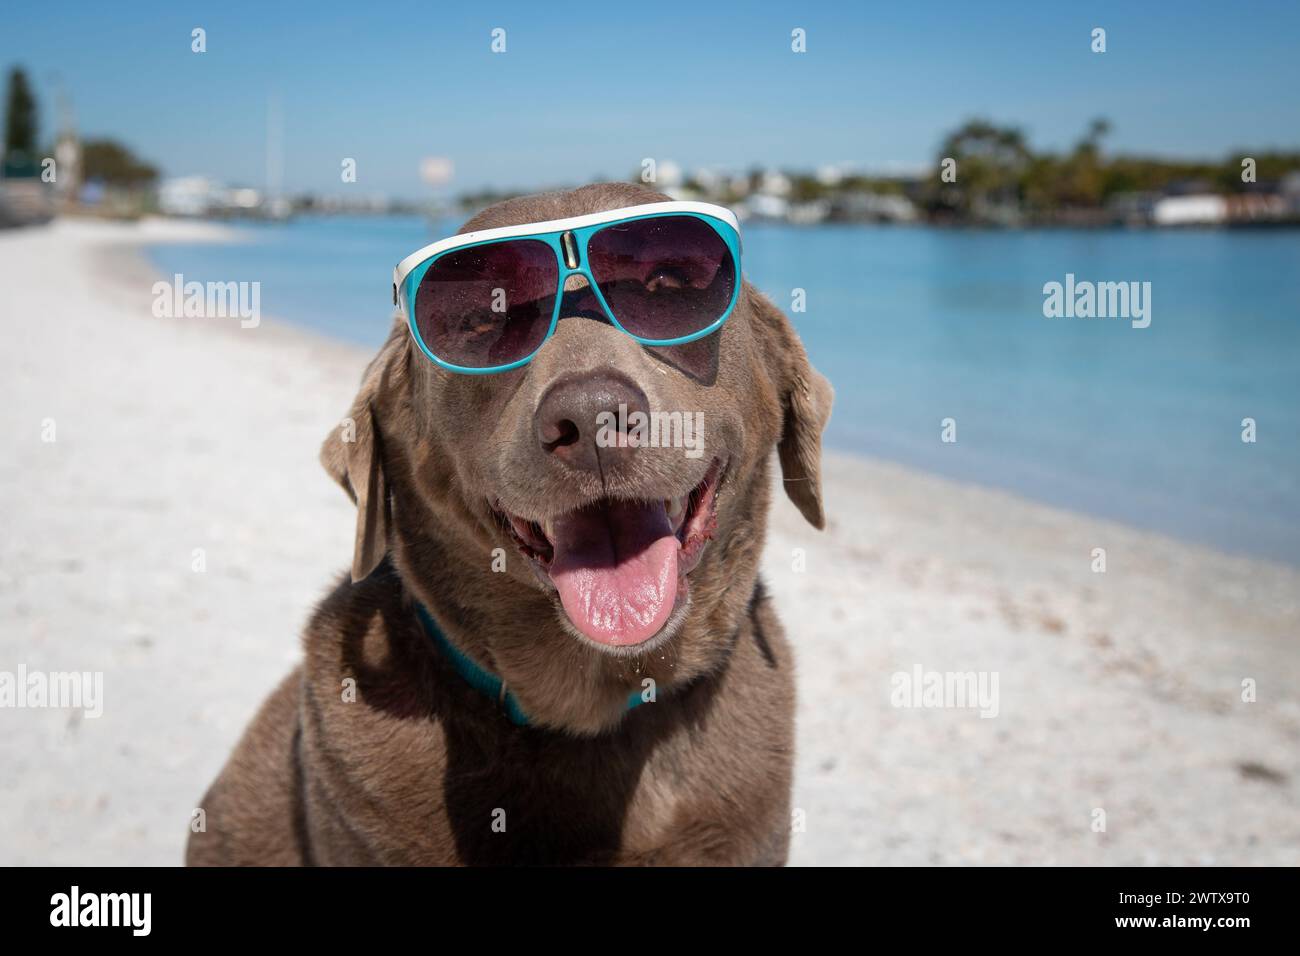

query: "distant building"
left=0, top=179, right=54, bottom=227
left=1151, top=194, right=1227, bottom=226
left=1107, top=191, right=1159, bottom=226
left=829, top=192, right=918, bottom=223
left=738, top=193, right=790, bottom=221
left=654, top=160, right=684, bottom=189
left=759, top=171, right=792, bottom=197
left=815, top=165, right=846, bottom=187
left=1281, top=172, right=1300, bottom=215
left=52, top=132, right=82, bottom=204
left=787, top=200, right=830, bottom=224
left=158, top=176, right=224, bottom=217
left=224, top=187, right=263, bottom=212
left=1224, top=193, right=1287, bottom=223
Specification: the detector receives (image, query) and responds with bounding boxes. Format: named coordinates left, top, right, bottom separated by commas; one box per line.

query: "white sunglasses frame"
left=392, top=200, right=741, bottom=296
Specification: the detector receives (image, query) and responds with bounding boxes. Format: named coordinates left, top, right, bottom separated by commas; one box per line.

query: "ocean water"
left=147, top=216, right=1300, bottom=565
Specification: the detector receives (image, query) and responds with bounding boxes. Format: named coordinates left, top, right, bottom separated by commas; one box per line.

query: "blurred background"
left=5, top=1, right=1298, bottom=562
left=2, top=2, right=1299, bottom=865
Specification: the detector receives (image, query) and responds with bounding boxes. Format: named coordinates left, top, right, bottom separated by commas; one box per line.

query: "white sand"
left=2, top=218, right=1297, bottom=866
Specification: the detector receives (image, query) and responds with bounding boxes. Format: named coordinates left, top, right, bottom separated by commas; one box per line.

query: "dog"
left=186, top=182, right=832, bottom=866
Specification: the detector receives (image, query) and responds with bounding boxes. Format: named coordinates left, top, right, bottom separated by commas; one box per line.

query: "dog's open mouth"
left=494, top=458, right=724, bottom=648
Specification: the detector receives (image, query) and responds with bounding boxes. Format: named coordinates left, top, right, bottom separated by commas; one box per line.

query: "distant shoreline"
left=89, top=206, right=1300, bottom=234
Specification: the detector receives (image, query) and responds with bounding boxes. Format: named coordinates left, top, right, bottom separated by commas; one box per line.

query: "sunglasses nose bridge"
left=561, top=272, right=591, bottom=293
left=555, top=273, right=615, bottom=334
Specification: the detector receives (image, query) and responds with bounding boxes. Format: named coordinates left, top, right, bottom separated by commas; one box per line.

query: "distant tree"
left=787, top=173, right=831, bottom=202
left=1081, top=117, right=1111, bottom=152
left=1020, top=154, right=1066, bottom=213
left=931, top=119, right=1032, bottom=219
left=80, top=138, right=158, bottom=186
left=1058, top=117, right=1112, bottom=207
left=3, top=67, right=39, bottom=174
left=1218, top=150, right=1300, bottom=191
left=1099, top=155, right=1220, bottom=197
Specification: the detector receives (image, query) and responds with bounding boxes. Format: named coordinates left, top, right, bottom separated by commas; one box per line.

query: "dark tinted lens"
left=585, top=216, right=735, bottom=341
left=414, top=239, right=558, bottom=368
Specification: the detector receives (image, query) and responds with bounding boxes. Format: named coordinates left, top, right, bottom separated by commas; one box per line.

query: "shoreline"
left=2, top=217, right=1297, bottom=865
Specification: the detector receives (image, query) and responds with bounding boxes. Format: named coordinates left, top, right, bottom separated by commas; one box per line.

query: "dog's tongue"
left=549, top=500, right=679, bottom=646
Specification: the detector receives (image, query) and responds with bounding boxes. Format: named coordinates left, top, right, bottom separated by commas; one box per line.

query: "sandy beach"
left=2, top=217, right=1297, bottom=866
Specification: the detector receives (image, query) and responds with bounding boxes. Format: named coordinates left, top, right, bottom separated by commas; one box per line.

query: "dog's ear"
left=321, top=327, right=406, bottom=581
left=751, top=289, right=834, bottom=529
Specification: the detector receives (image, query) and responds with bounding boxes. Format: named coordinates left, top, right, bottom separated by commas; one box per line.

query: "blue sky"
left=4, top=0, right=1298, bottom=198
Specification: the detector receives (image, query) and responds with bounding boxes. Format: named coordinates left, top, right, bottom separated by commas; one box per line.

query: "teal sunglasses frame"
left=393, top=202, right=743, bottom=374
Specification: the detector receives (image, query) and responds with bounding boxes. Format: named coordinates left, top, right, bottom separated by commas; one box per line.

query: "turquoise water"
left=148, top=217, right=1300, bottom=565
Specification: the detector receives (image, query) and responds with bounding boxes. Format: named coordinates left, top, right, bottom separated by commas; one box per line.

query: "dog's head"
left=322, top=182, right=831, bottom=732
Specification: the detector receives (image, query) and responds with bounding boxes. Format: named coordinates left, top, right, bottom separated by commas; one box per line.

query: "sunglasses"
left=393, top=201, right=742, bottom=373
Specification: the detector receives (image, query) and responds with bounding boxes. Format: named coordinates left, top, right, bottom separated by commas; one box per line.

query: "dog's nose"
left=534, top=368, right=650, bottom=472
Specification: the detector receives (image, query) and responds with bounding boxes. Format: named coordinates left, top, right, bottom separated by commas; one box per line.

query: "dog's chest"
left=305, top=702, right=760, bottom=865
